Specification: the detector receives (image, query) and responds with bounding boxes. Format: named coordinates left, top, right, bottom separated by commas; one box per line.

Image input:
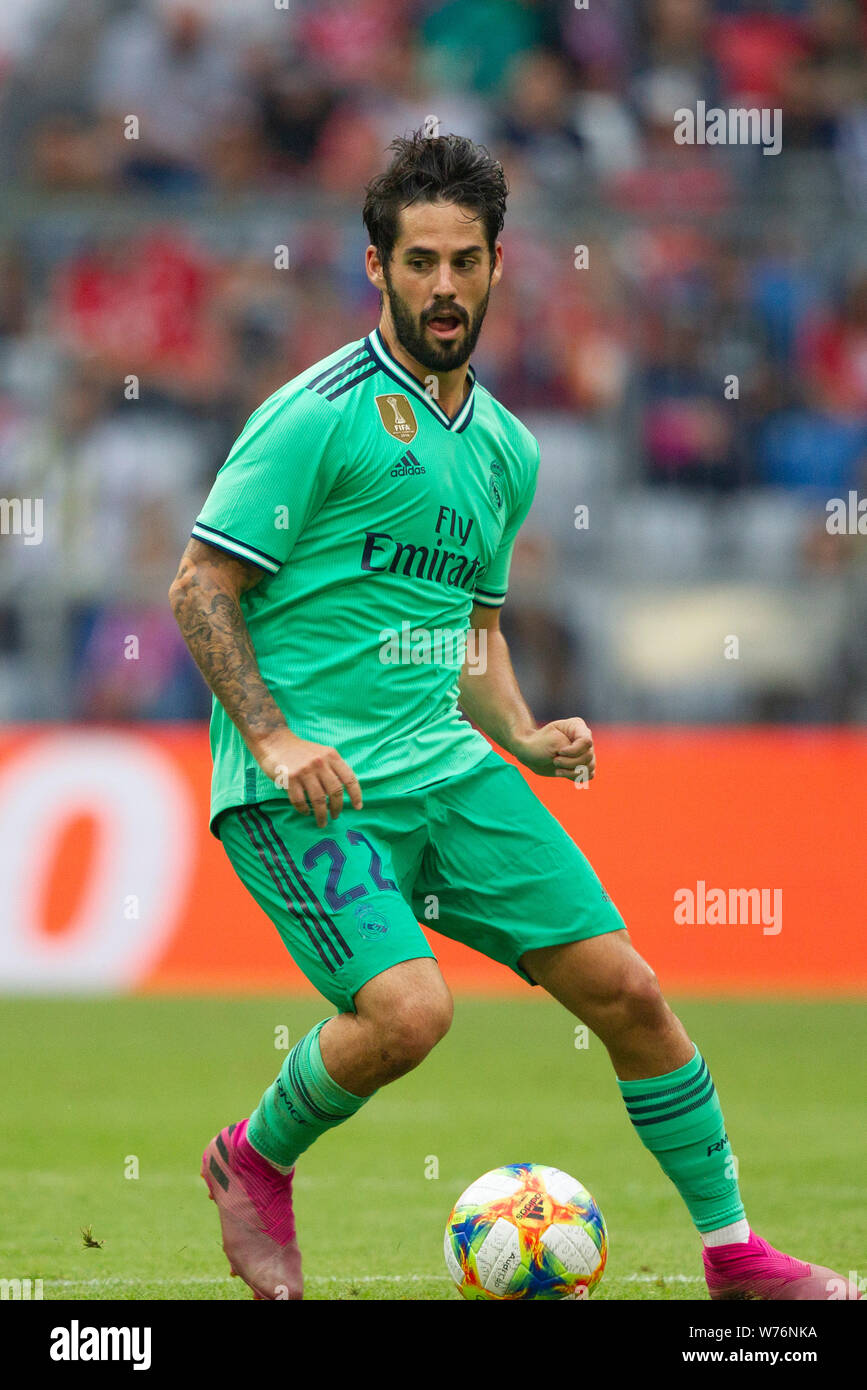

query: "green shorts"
left=217, top=750, right=626, bottom=1012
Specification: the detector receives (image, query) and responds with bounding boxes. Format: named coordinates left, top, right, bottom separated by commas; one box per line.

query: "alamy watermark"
left=674, top=881, right=782, bottom=936
left=674, top=102, right=782, bottom=156
left=826, top=1270, right=866, bottom=1299
left=1, top=1277, right=43, bottom=1299
left=50, top=1321, right=151, bottom=1370
left=0, top=497, right=43, bottom=544
left=826, top=491, right=866, bottom=534
left=379, top=622, right=487, bottom=674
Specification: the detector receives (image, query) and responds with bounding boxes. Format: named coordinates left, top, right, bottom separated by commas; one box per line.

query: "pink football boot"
left=201, top=1119, right=302, bottom=1301
left=704, top=1230, right=863, bottom=1300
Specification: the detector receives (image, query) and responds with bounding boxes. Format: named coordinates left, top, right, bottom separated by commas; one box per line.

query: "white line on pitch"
left=48, top=1273, right=704, bottom=1288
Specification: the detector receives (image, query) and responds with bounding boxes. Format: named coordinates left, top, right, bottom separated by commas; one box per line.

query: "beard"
left=382, top=268, right=490, bottom=372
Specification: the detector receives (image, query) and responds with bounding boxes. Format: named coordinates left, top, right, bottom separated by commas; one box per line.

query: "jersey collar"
left=366, top=326, right=476, bottom=433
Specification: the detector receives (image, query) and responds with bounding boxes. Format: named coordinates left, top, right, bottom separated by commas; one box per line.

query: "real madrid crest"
left=489, top=460, right=504, bottom=510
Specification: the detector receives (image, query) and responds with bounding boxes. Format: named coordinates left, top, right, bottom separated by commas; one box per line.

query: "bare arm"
left=458, top=604, right=595, bottom=782
left=169, top=538, right=286, bottom=746
left=458, top=603, right=537, bottom=756
left=169, top=538, right=362, bottom=825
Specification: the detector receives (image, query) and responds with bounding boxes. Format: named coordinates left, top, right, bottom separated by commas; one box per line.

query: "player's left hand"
left=513, top=718, right=596, bottom=782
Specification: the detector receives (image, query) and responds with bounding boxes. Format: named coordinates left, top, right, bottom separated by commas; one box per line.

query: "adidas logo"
left=516, top=1194, right=546, bottom=1221
left=390, top=449, right=426, bottom=476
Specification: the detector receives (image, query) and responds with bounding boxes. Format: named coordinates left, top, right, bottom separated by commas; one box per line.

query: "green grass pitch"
left=1, top=996, right=863, bottom=1301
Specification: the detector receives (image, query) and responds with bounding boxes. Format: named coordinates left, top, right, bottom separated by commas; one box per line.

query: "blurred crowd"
left=5, top=0, right=867, bottom=192
left=0, top=0, right=866, bottom=723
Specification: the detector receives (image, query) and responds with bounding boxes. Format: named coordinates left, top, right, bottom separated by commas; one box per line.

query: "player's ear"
left=365, top=244, right=386, bottom=290
left=489, top=242, right=503, bottom=288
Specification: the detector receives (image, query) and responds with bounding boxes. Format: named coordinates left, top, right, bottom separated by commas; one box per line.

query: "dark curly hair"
left=362, top=129, right=508, bottom=269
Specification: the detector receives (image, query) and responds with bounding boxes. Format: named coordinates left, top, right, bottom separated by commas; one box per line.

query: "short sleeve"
left=192, top=387, right=345, bottom=573
left=472, top=437, right=540, bottom=608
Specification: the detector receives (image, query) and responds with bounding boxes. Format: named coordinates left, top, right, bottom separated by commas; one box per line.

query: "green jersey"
left=192, top=327, right=539, bottom=835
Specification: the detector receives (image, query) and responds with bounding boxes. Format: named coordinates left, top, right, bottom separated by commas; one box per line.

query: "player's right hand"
left=255, top=732, right=363, bottom=828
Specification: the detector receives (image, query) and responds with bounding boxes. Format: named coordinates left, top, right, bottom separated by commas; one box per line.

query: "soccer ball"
left=444, top=1162, right=607, bottom=1300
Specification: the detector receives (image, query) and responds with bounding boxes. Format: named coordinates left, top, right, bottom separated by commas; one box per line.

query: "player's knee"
left=354, top=959, right=453, bottom=1081
left=376, top=990, right=453, bottom=1077
left=618, top=961, right=665, bottom=1028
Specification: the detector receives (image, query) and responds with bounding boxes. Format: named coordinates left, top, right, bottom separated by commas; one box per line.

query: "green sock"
left=247, top=1018, right=372, bottom=1168
left=617, top=1042, right=746, bottom=1233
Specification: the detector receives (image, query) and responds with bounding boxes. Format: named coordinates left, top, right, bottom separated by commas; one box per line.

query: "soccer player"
left=169, top=131, right=860, bottom=1302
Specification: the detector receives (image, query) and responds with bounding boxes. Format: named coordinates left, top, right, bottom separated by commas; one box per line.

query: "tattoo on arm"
left=170, top=541, right=287, bottom=748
